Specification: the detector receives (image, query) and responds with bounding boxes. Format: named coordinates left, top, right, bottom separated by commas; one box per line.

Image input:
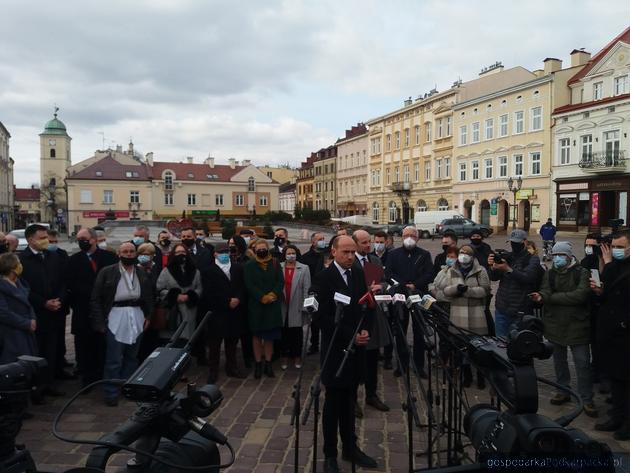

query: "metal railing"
left=578, top=150, right=626, bottom=169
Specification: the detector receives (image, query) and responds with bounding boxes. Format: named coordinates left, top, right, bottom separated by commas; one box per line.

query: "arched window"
left=248, top=177, right=256, bottom=192
left=417, top=199, right=428, bottom=212
left=50, top=149, right=56, bottom=158
left=372, top=202, right=379, bottom=223
left=164, top=171, right=173, bottom=190
left=388, top=201, right=398, bottom=223
left=437, top=198, right=449, bottom=210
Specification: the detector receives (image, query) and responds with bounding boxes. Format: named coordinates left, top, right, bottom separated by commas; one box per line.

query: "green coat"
left=540, top=263, right=591, bottom=346
left=243, top=259, right=284, bottom=332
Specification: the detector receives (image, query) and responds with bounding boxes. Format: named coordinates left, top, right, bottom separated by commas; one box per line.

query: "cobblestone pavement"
left=20, top=232, right=630, bottom=472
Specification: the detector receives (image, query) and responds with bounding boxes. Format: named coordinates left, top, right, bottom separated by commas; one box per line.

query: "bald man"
left=5, top=234, right=18, bottom=253
left=310, top=235, right=377, bottom=472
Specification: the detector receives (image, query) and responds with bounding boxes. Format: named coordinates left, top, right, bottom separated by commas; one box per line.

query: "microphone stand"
left=334, top=302, right=367, bottom=379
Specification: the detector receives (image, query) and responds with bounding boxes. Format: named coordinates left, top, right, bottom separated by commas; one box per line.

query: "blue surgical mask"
left=132, top=236, right=145, bottom=246
left=552, top=255, right=568, bottom=268
left=316, top=240, right=327, bottom=250
left=48, top=244, right=58, bottom=252
left=612, top=248, right=628, bottom=260
left=138, top=254, right=151, bottom=265
left=216, top=254, right=230, bottom=265
left=445, top=257, right=456, bottom=267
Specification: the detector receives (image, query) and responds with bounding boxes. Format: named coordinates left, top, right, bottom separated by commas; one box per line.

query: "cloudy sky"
left=2, top=0, right=629, bottom=186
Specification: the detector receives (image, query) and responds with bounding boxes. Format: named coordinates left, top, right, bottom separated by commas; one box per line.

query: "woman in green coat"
left=244, top=239, right=284, bottom=379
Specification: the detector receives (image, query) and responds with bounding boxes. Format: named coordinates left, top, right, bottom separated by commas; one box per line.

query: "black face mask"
left=0, top=243, right=7, bottom=253
left=274, top=237, right=286, bottom=247
left=229, top=246, right=238, bottom=255
left=120, top=256, right=138, bottom=267
left=510, top=242, right=525, bottom=254
left=441, top=244, right=450, bottom=252
left=174, top=254, right=187, bottom=266
left=470, top=239, right=482, bottom=246
left=78, top=240, right=92, bottom=252
left=256, top=249, right=269, bottom=259
left=181, top=238, right=195, bottom=248
left=160, top=239, right=171, bottom=247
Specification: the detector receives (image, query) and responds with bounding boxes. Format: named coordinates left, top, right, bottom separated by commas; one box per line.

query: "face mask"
left=78, top=240, right=92, bottom=252
left=35, top=238, right=49, bottom=251
left=316, top=240, right=327, bottom=250
left=374, top=242, right=385, bottom=253
left=256, top=249, right=269, bottom=259
left=445, top=257, right=456, bottom=267
left=584, top=246, right=594, bottom=256
left=242, top=237, right=251, bottom=245
left=132, top=236, right=145, bottom=246
left=174, top=254, right=187, bottom=265
left=275, top=237, right=286, bottom=247
left=160, top=239, right=171, bottom=247
left=470, top=239, right=482, bottom=246
left=14, top=263, right=23, bottom=276
left=285, top=254, right=297, bottom=263
left=612, top=248, right=628, bottom=260
left=120, top=256, right=138, bottom=267
left=403, top=237, right=416, bottom=250
left=138, top=255, right=152, bottom=265
left=48, top=244, right=58, bottom=252
left=98, top=241, right=108, bottom=250
left=553, top=255, right=568, bottom=268
left=442, top=244, right=450, bottom=252
left=182, top=238, right=195, bottom=248
left=196, top=235, right=205, bottom=241
left=458, top=254, right=473, bottom=265
left=216, top=254, right=230, bottom=265
left=510, top=242, right=524, bottom=254
left=229, top=246, right=238, bottom=255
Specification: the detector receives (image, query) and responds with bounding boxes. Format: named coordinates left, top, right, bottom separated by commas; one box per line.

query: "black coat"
left=370, top=249, right=390, bottom=268
left=301, top=248, right=325, bottom=279
left=385, top=246, right=434, bottom=293
left=0, top=279, right=37, bottom=363
left=310, top=263, right=373, bottom=388
left=597, top=259, right=630, bottom=380
left=67, top=249, right=119, bottom=334
left=189, top=244, right=213, bottom=272
left=471, top=241, right=493, bottom=271
left=19, top=248, right=67, bottom=320
left=201, top=262, right=246, bottom=339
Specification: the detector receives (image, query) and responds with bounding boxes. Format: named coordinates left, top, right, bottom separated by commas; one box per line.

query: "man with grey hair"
left=384, top=225, right=433, bottom=377
left=133, top=225, right=163, bottom=271
left=5, top=233, right=19, bottom=252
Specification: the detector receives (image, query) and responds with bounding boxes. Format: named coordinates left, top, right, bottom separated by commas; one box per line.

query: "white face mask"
left=403, top=237, right=417, bottom=250
left=98, top=241, right=108, bottom=249
left=584, top=246, right=593, bottom=256
left=458, top=254, right=473, bottom=265
left=374, top=242, right=385, bottom=253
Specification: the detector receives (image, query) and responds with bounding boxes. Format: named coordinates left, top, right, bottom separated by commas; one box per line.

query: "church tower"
left=40, top=107, right=71, bottom=228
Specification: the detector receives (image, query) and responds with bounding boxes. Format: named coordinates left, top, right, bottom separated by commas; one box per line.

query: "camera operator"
left=590, top=229, right=630, bottom=441
left=488, top=229, right=544, bottom=338
left=385, top=225, right=433, bottom=378
left=310, top=235, right=377, bottom=473
left=530, top=242, right=597, bottom=417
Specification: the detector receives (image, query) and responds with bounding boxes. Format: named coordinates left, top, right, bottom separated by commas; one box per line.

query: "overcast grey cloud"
left=1, top=0, right=629, bottom=186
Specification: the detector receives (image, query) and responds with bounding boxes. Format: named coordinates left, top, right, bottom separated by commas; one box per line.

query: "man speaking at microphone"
left=310, top=235, right=377, bottom=473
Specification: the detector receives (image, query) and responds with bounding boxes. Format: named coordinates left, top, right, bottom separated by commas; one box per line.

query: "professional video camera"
left=597, top=218, right=625, bottom=245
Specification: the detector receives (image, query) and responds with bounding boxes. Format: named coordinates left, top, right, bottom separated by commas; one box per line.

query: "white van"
left=413, top=211, right=464, bottom=238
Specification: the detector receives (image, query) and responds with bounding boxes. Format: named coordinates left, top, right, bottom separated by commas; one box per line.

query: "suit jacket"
left=310, top=263, right=373, bottom=388
left=301, top=248, right=325, bottom=279
left=189, top=244, right=213, bottom=272
left=90, top=263, right=154, bottom=332
left=385, top=246, right=434, bottom=294
left=19, top=248, right=67, bottom=321
left=67, top=248, right=119, bottom=334
left=354, top=254, right=390, bottom=349
left=201, top=262, right=246, bottom=339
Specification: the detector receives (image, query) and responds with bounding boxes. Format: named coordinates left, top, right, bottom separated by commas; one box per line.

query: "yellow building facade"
left=336, top=124, right=369, bottom=217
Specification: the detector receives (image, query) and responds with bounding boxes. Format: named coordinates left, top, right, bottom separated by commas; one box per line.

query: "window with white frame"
left=499, top=156, right=508, bottom=177
left=187, top=194, right=197, bottom=206
left=472, top=122, right=480, bottom=143
left=559, top=138, right=571, bottom=165
left=499, top=114, right=508, bottom=137
left=388, top=202, right=397, bottom=222
left=593, top=81, right=603, bottom=100
left=164, top=171, right=174, bottom=190
left=394, top=166, right=399, bottom=182
left=437, top=119, right=443, bottom=138
left=484, top=158, right=493, bottom=179
left=386, top=168, right=390, bottom=184
left=530, top=152, right=541, bottom=175
left=472, top=161, right=479, bottom=180
left=530, top=107, right=542, bottom=131
left=425, top=122, right=432, bottom=142
left=414, top=163, right=420, bottom=182
left=80, top=190, right=92, bottom=204
left=248, top=177, right=256, bottom=192
left=215, top=194, right=224, bottom=206
left=371, top=138, right=380, bottom=154
left=459, top=125, right=467, bottom=145
left=375, top=170, right=381, bottom=185
left=459, top=162, right=467, bottom=181
left=446, top=116, right=452, bottom=136
left=372, top=202, right=379, bottom=222
left=415, top=125, right=420, bottom=145
left=129, top=191, right=139, bottom=204
left=403, top=164, right=409, bottom=182
left=485, top=118, right=494, bottom=140
left=404, top=128, right=410, bottom=147
left=444, top=157, right=451, bottom=178
left=614, top=76, right=628, bottom=96
left=437, top=198, right=449, bottom=211
left=581, top=135, right=592, bottom=162
left=259, top=195, right=268, bottom=206
left=235, top=194, right=244, bottom=206
left=417, top=199, right=428, bottom=212
left=164, top=193, right=173, bottom=205
left=395, top=131, right=400, bottom=149
left=514, top=154, right=523, bottom=176
left=103, top=190, right=113, bottom=204
left=386, top=134, right=391, bottom=152
left=371, top=170, right=377, bottom=186
left=436, top=159, right=442, bottom=179
left=424, top=161, right=431, bottom=181
left=514, top=111, right=524, bottom=134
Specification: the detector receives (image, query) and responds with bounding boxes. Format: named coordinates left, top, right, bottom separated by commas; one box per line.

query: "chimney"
left=205, top=156, right=215, bottom=168
left=186, top=156, right=194, bottom=164
left=242, top=159, right=251, bottom=166
left=532, top=69, right=545, bottom=78
left=229, top=158, right=236, bottom=169
left=570, top=49, right=591, bottom=67
left=145, top=152, right=153, bottom=166
left=543, top=58, right=562, bottom=75
left=116, top=145, right=123, bottom=153
left=128, top=140, right=134, bottom=155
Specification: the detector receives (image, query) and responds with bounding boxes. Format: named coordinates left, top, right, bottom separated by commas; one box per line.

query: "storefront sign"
left=593, top=181, right=625, bottom=190
left=591, top=192, right=599, bottom=226
left=191, top=210, right=218, bottom=216
left=558, top=182, right=588, bottom=191
left=82, top=211, right=130, bottom=218
left=515, top=189, right=533, bottom=200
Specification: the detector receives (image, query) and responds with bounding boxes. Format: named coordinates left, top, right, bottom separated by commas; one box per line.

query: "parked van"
left=413, top=211, right=463, bottom=238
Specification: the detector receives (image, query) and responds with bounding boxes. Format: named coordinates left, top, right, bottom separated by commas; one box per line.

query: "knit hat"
left=552, top=241, right=573, bottom=258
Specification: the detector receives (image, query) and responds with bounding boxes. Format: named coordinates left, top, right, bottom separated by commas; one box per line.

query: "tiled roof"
left=568, top=26, right=630, bottom=85
left=14, top=187, right=40, bottom=201
left=67, top=155, right=151, bottom=180
left=279, top=182, right=296, bottom=193
left=151, top=162, right=244, bottom=182
left=553, top=92, right=630, bottom=115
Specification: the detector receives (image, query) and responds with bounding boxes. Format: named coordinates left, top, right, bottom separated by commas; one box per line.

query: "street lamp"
left=507, top=176, right=523, bottom=230
left=47, top=179, right=57, bottom=229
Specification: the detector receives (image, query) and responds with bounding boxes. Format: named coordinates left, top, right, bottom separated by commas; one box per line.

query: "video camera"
left=492, top=249, right=511, bottom=265
left=597, top=218, right=625, bottom=245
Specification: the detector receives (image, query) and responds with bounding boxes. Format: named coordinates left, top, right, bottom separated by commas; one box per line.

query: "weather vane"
left=54, top=104, right=59, bottom=118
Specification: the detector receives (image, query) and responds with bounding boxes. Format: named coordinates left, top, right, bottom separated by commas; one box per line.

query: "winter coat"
left=201, top=262, right=246, bottom=339
left=156, top=266, right=202, bottom=340
left=280, top=262, right=311, bottom=328
left=0, top=279, right=37, bottom=363
left=433, top=260, right=490, bottom=334
left=243, top=258, right=284, bottom=332
left=539, top=263, right=590, bottom=347
left=490, top=250, right=544, bottom=317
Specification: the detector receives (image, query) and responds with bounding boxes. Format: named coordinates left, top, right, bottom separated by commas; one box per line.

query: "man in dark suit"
left=20, top=224, right=68, bottom=398
left=301, top=232, right=328, bottom=354
left=270, top=227, right=290, bottom=262
left=370, top=230, right=390, bottom=267
left=385, top=225, right=434, bottom=377
left=67, top=227, right=118, bottom=387
left=311, top=235, right=377, bottom=473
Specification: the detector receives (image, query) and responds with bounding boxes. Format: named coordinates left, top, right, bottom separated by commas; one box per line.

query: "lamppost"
left=507, top=176, right=523, bottom=230
left=46, top=179, right=57, bottom=229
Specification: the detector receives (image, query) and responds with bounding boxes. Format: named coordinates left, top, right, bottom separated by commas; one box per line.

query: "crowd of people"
left=0, top=221, right=629, bottom=472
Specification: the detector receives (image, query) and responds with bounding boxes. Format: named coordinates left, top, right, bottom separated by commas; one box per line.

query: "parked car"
left=8, top=229, right=28, bottom=251
left=436, top=218, right=493, bottom=238
left=414, top=211, right=464, bottom=239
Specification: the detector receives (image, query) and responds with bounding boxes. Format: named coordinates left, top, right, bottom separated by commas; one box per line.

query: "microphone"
left=358, top=291, right=376, bottom=310
left=420, top=294, right=450, bottom=318
left=333, top=292, right=351, bottom=324
left=303, top=293, right=319, bottom=313
left=406, top=294, right=421, bottom=309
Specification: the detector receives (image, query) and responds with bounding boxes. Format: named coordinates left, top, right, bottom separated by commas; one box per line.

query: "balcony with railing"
left=391, top=182, right=412, bottom=193
left=578, top=150, right=626, bottom=173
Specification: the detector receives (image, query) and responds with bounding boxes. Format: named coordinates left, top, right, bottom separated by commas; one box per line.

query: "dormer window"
left=95, top=171, right=102, bottom=177
left=248, top=177, right=256, bottom=192
left=164, top=171, right=173, bottom=190
left=187, top=172, right=194, bottom=179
